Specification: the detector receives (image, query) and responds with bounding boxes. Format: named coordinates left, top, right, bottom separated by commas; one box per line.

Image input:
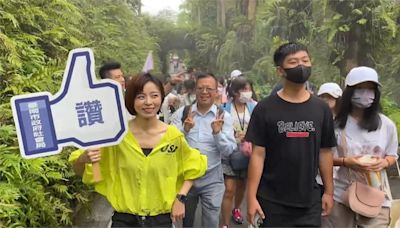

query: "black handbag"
left=229, top=149, right=249, bottom=171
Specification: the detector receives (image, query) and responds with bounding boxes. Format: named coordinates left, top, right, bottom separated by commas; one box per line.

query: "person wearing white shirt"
left=322, top=66, right=399, bottom=228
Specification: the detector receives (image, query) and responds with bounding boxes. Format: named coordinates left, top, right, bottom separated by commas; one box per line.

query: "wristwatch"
left=176, top=194, right=187, bottom=203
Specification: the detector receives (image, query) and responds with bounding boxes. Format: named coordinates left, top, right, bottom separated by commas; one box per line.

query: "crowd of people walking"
left=70, top=42, right=399, bottom=228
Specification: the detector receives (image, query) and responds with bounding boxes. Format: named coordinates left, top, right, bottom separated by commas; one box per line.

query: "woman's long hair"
left=335, top=84, right=381, bottom=131
left=227, top=77, right=248, bottom=99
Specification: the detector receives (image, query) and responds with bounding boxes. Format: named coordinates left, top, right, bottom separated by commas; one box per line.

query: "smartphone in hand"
left=248, top=213, right=263, bottom=228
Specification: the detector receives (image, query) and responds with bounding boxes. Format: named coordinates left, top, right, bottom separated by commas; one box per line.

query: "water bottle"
left=366, top=171, right=381, bottom=188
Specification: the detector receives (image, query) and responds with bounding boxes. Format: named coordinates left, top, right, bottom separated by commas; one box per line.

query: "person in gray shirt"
left=171, top=71, right=237, bottom=228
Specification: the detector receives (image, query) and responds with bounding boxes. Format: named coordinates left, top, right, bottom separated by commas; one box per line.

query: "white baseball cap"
left=230, top=70, right=242, bottom=79
left=345, top=66, right=381, bottom=87
left=317, top=82, right=343, bottom=98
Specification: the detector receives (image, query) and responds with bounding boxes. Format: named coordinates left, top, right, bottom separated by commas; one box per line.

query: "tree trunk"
left=241, top=0, right=249, bottom=16
left=338, top=26, right=362, bottom=79
left=220, top=0, right=226, bottom=29
left=331, top=1, right=364, bottom=79
left=217, top=0, right=221, bottom=26
left=137, top=0, right=141, bottom=15
left=197, top=6, right=201, bottom=25
left=247, top=0, right=256, bottom=22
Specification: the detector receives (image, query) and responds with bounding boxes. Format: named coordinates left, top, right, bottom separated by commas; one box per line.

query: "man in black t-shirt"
left=245, top=42, right=336, bottom=227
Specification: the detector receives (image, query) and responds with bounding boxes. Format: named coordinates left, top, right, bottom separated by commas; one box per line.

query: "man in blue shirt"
left=171, top=71, right=236, bottom=228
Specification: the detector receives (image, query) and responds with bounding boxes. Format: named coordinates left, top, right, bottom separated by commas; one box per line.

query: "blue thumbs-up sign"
left=11, top=48, right=128, bottom=159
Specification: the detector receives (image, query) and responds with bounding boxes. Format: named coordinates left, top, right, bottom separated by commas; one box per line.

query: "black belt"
left=112, top=212, right=171, bottom=227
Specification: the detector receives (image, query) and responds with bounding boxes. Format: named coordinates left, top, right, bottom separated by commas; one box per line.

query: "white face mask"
left=238, top=91, right=253, bottom=103
left=351, top=88, right=375, bottom=108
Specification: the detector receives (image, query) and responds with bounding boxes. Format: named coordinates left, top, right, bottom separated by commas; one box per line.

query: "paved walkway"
left=192, top=162, right=400, bottom=228
left=73, top=159, right=400, bottom=227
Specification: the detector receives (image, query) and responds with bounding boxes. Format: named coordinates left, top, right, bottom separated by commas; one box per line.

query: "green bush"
left=0, top=0, right=157, bottom=226
left=382, top=98, right=400, bottom=142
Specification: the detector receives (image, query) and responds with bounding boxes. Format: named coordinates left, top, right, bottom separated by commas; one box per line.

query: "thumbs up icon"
left=11, top=48, right=128, bottom=159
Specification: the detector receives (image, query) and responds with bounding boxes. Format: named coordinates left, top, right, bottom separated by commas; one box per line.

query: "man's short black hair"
left=194, top=71, right=218, bottom=88
left=99, top=61, right=121, bottom=79
left=273, top=42, right=309, bottom=67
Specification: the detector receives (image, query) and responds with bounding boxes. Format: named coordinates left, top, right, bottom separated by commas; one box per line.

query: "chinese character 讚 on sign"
left=11, top=49, right=128, bottom=159
left=75, top=99, right=104, bottom=127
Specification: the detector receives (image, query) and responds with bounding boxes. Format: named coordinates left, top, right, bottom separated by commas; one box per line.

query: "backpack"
left=181, top=104, right=225, bottom=124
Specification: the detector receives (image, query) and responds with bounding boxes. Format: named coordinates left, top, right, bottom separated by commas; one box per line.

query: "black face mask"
left=283, top=65, right=312, bottom=84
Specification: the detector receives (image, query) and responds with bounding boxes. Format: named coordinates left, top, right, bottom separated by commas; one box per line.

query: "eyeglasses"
left=196, top=87, right=216, bottom=93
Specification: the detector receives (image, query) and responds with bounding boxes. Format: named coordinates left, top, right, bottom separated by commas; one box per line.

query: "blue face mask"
left=351, top=88, right=375, bottom=108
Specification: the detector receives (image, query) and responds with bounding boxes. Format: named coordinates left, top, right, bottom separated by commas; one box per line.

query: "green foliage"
left=73, top=0, right=158, bottom=74
left=180, top=0, right=400, bottom=102
left=0, top=63, right=92, bottom=226
left=253, top=82, right=272, bottom=100
left=0, top=0, right=157, bottom=226
left=180, top=27, right=225, bottom=71
left=178, top=0, right=400, bottom=136
left=388, top=112, right=400, bottom=142
left=382, top=98, right=400, bottom=141
left=318, top=0, right=400, bottom=82
left=0, top=0, right=83, bottom=86
left=142, top=13, right=192, bottom=74
left=1, top=0, right=400, bottom=225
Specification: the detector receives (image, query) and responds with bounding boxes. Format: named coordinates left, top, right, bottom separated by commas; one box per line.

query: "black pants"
left=257, top=196, right=322, bottom=227
left=111, top=212, right=171, bottom=227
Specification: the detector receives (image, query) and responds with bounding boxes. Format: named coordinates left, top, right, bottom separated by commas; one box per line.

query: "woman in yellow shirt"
left=69, top=73, right=207, bottom=227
